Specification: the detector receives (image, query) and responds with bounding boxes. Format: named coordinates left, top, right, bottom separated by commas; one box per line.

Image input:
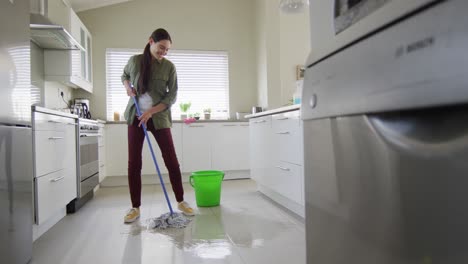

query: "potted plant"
left=179, top=102, right=191, bottom=119
left=203, top=108, right=211, bottom=120
left=194, top=112, right=201, bottom=120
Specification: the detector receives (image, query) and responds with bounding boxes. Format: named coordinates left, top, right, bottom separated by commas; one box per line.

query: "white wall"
left=31, top=42, right=75, bottom=110
left=279, top=6, right=310, bottom=106
left=254, top=0, right=268, bottom=109
left=254, top=0, right=310, bottom=110
left=44, top=81, right=74, bottom=109
left=73, top=0, right=257, bottom=120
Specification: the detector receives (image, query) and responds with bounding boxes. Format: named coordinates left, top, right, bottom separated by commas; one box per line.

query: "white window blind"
left=106, top=48, right=229, bottom=121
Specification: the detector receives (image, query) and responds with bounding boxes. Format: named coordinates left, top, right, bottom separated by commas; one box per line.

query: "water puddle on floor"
left=119, top=206, right=296, bottom=260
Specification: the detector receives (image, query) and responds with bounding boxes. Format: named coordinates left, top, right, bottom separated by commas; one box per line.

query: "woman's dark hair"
left=138, top=28, right=172, bottom=94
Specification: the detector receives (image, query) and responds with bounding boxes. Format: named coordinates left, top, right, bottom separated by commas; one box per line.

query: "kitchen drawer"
left=34, top=130, right=68, bottom=177
left=272, top=112, right=303, bottom=165
left=249, top=115, right=272, bottom=128
left=35, top=168, right=76, bottom=225
left=271, top=111, right=300, bottom=132
left=33, top=112, right=77, bottom=132
left=270, top=161, right=303, bottom=205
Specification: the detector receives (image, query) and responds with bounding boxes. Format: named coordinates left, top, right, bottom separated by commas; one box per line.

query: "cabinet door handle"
left=275, top=166, right=290, bottom=171
left=276, top=131, right=290, bottom=135
left=48, top=136, right=64, bottom=140
left=222, top=124, right=237, bottom=127
left=253, top=120, right=266, bottom=123
left=189, top=125, right=205, bottom=127
left=50, top=176, right=65, bottom=182
left=48, top=120, right=76, bottom=125
left=80, top=134, right=101, bottom=137
left=276, top=117, right=289, bottom=120
left=240, top=124, right=249, bottom=127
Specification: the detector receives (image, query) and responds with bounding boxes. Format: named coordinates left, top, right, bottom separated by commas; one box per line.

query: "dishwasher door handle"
left=367, top=105, right=468, bottom=156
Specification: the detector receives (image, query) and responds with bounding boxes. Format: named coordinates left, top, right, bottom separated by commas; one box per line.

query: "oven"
left=67, top=119, right=99, bottom=213
left=307, top=0, right=441, bottom=66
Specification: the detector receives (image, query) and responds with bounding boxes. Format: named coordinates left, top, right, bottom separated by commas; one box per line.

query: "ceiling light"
left=279, top=0, right=309, bottom=14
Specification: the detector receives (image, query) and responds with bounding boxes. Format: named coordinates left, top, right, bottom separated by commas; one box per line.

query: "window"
left=106, top=48, right=229, bottom=121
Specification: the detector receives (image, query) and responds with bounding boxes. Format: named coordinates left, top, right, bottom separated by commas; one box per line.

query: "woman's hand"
left=137, top=109, right=154, bottom=127
left=137, top=103, right=167, bottom=127
left=124, top=80, right=136, bottom=97
left=126, top=86, right=136, bottom=97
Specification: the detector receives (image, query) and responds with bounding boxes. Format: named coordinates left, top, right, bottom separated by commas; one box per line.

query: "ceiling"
left=67, top=0, right=133, bottom=12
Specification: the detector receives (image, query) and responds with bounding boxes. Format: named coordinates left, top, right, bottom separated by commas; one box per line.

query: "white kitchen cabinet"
left=211, top=123, right=250, bottom=171
left=105, top=122, right=250, bottom=178
left=35, top=168, right=76, bottom=225
left=249, top=116, right=272, bottom=185
left=249, top=109, right=305, bottom=216
left=44, top=6, right=93, bottom=92
left=70, top=10, right=93, bottom=92
left=104, top=124, right=127, bottom=177
left=34, top=130, right=67, bottom=176
left=270, top=161, right=304, bottom=205
left=272, top=111, right=303, bottom=166
left=182, top=123, right=213, bottom=172
left=98, top=123, right=106, bottom=182
left=32, top=111, right=77, bottom=225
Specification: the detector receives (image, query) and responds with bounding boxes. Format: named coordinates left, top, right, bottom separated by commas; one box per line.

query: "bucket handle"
left=189, top=175, right=194, bottom=187
left=189, top=172, right=225, bottom=187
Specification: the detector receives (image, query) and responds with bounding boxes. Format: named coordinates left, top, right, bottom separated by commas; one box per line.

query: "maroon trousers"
left=127, top=118, right=184, bottom=208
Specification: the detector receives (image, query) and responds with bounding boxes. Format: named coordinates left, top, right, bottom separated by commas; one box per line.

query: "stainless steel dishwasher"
left=302, top=0, right=468, bottom=262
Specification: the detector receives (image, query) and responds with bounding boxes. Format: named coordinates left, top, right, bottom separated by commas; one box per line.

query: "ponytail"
left=138, top=43, right=152, bottom=94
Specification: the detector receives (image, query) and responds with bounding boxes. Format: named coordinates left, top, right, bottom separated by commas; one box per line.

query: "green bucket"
left=190, top=170, right=225, bottom=207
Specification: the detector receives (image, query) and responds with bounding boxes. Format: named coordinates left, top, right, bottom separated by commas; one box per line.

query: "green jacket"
left=121, top=54, right=178, bottom=129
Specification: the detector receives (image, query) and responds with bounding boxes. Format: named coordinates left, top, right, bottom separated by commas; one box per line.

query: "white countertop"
left=32, top=105, right=78, bottom=119
left=245, top=104, right=300, bottom=119
left=32, top=106, right=104, bottom=124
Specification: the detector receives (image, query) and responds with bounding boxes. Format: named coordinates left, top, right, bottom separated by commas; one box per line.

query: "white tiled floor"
left=31, top=179, right=305, bottom=264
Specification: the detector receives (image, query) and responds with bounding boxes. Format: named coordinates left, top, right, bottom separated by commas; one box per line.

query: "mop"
left=131, top=95, right=191, bottom=229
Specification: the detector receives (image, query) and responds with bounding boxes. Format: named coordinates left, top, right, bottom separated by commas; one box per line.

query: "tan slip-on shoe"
left=124, top=208, right=140, bottom=223
left=177, top=201, right=195, bottom=216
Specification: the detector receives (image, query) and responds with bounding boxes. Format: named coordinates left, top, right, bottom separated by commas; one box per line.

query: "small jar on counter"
left=113, top=111, right=120, bottom=121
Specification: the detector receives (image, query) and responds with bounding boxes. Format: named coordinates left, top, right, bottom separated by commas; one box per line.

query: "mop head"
left=147, top=212, right=192, bottom=229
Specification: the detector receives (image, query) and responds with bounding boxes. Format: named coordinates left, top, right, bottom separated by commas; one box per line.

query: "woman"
left=121, top=28, right=194, bottom=223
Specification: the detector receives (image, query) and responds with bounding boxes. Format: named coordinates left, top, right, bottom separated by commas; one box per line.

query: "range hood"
left=30, top=13, right=84, bottom=51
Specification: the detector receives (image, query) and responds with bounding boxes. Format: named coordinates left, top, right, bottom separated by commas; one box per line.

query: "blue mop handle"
left=131, top=95, right=174, bottom=215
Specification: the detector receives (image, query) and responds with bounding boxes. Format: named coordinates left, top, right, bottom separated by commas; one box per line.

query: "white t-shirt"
left=138, top=93, right=153, bottom=113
